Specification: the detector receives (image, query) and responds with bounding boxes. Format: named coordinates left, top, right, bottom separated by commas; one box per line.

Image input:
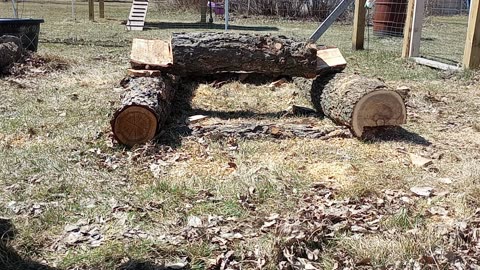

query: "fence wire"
left=363, top=0, right=408, bottom=53
left=420, top=0, right=470, bottom=65
left=6, top=0, right=470, bottom=63
left=150, top=0, right=355, bottom=49
left=156, top=0, right=352, bottom=20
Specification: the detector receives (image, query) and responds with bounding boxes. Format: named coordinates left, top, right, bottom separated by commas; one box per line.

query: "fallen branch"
left=190, top=122, right=352, bottom=140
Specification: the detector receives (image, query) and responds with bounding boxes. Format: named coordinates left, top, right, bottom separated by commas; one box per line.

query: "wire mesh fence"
left=156, top=0, right=353, bottom=20
left=148, top=0, right=356, bottom=49
left=363, top=0, right=408, bottom=53
left=420, top=0, right=470, bottom=65
left=7, top=0, right=470, bottom=63
left=1, top=0, right=105, bottom=22
left=0, top=0, right=357, bottom=56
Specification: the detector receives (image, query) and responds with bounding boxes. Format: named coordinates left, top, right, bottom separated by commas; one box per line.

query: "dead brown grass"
left=1, top=1, right=480, bottom=269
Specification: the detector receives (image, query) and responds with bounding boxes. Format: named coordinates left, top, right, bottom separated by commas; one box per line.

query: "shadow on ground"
left=362, top=126, right=432, bottom=145
left=155, top=73, right=429, bottom=148
left=154, top=79, right=197, bottom=148
left=0, top=218, right=57, bottom=270
left=155, top=76, right=324, bottom=148
left=118, top=260, right=187, bottom=270
left=0, top=219, right=188, bottom=270
left=191, top=108, right=320, bottom=120
left=144, top=22, right=279, bottom=32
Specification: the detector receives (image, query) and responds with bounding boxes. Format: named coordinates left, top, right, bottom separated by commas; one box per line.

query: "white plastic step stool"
left=126, top=0, right=149, bottom=31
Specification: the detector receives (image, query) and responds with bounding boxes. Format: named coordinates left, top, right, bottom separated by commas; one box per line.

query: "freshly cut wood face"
left=316, top=47, right=347, bottom=72
left=111, top=76, right=176, bottom=147
left=130, top=38, right=173, bottom=67
left=126, top=68, right=161, bottom=77
left=351, top=90, right=407, bottom=137
left=113, top=106, right=158, bottom=146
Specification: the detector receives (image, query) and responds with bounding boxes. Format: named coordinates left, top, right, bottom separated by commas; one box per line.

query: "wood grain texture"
left=313, top=73, right=407, bottom=137
left=111, top=75, right=176, bottom=146
left=88, top=0, right=94, bottom=21
left=316, top=47, right=347, bottom=72
left=130, top=38, right=173, bottom=67
left=127, top=69, right=162, bottom=77
left=170, top=32, right=318, bottom=77
left=409, top=0, right=425, bottom=57
left=99, top=0, right=105, bottom=18
left=129, top=34, right=346, bottom=77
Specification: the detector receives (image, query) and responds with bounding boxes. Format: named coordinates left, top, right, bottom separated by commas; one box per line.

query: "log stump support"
left=314, top=73, right=407, bottom=137
left=111, top=75, right=176, bottom=146
left=111, top=33, right=408, bottom=146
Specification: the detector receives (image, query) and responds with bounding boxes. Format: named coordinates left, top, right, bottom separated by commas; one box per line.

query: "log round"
left=170, top=32, right=318, bottom=77
left=314, top=73, right=407, bottom=137
left=111, top=75, right=176, bottom=146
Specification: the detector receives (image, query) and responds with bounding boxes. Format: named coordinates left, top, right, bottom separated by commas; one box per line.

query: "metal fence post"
left=225, top=0, right=229, bottom=31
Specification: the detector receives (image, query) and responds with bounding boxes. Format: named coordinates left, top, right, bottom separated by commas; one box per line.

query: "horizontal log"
left=111, top=75, right=176, bottom=146
left=170, top=32, right=317, bottom=77
left=129, top=34, right=346, bottom=77
left=313, top=73, right=407, bottom=137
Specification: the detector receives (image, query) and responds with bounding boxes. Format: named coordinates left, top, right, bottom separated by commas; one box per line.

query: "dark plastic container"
left=373, top=0, right=408, bottom=37
left=0, top=18, right=44, bottom=51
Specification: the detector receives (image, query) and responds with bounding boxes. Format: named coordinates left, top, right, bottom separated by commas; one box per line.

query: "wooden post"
left=99, top=0, right=105, bottom=19
left=408, top=0, right=424, bottom=57
left=463, top=0, right=480, bottom=69
left=88, top=0, right=94, bottom=21
left=352, top=0, right=366, bottom=50
left=402, top=0, right=415, bottom=58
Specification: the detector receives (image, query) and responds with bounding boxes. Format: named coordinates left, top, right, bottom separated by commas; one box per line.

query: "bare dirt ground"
left=1, top=2, right=480, bottom=270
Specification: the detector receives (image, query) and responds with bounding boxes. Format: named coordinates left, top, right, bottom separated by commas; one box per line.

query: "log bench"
left=111, top=32, right=406, bottom=146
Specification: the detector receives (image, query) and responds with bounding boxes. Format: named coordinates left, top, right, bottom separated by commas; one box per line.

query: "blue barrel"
left=0, top=19, right=44, bottom=51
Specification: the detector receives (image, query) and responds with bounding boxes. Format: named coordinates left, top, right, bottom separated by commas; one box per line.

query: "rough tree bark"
left=312, top=73, right=407, bottom=137
left=0, top=35, right=24, bottom=74
left=111, top=75, right=176, bottom=146
left=170, top=32, right=318, bottom=77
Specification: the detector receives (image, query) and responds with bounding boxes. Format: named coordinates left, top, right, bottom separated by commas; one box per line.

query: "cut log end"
left=317, top=73, right=407, bottom=138
left=111, top=75, right=176, bottom=146
left=113, top=106, right=158, bottom=146
left=351, top=90, right=407, bottom=137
